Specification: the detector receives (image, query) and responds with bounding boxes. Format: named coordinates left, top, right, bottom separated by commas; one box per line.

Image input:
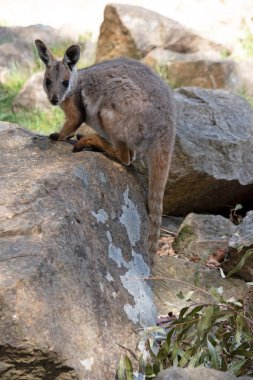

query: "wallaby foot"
left=73, top=134, right=108, bottom=153
left=73, top=134, right=132, bottom=166
left=49, top=133, right=60, bottom=141
left=76, top=133, right=83, bottom=141
left=49, top=132, right=74, bottom=141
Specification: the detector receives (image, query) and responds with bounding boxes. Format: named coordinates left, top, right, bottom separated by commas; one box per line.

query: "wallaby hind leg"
left=147, top=143, right=174, bottom=261
left=73, top=134, right=132, bottom=165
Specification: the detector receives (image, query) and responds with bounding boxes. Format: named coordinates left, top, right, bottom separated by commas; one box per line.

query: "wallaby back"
left=35, top=40, right=177, bottom=261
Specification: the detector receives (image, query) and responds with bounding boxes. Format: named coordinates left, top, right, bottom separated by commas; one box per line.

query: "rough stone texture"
left=223, top=211, right=253, bottom=281
left=96, top=4, right=227, bottom=62
left=0, top=123, right=156, bottom=380
left=143, top=48, right=223, bottom=66
left=0, top=25, right=66, bottom=70
left=13, top=72, right=50, bottom=112
left=235, top=60, right=253, bottom=97
left=152, top=255, right=247, bottom=316
left=163, top=87, right=253, bottom=215
left=143, top=49, right=236, bottom=90
left=173, top=213, right=236, bottom=261
left=156, top=367, right=252, bottom=380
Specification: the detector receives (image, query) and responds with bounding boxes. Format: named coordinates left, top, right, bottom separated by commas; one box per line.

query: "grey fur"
left=35, top=40, right=177, bottom=259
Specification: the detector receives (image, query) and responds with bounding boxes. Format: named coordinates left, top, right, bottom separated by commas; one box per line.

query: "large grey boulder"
left=96, top=3, right=227, bottom=62
left=164, top=87, right=253, bottom=215
left=0, top=123, right=155, bottom=380
left=223, top=211, right=253, bottom=281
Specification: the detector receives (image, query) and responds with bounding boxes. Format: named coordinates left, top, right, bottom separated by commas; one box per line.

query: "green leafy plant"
left=117, top=285, right=253, bottom=379
left=226, top=248, right=253, bottom=279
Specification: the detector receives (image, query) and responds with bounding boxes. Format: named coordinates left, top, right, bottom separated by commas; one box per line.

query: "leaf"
left=226, top=248, right=253, bottom=278
left=209, top=287, right=225, bottom=303
left=184, top=291, right=194, bottom=301
left=177, top=291, right=184, bottom=300
left=234, top=204, right=243, bottom=211
left=186, top=305, right=205, bottom=318
left=117, top=355, right=134, bottom=380
left=197, top=306, right=214, bottom=339
left=231, top=301, right=243, bottom=307
left=117, top=355, right=125, bottom=380
left=166, top=328, right=175, bottom=345
left=194, top=269, right=200, bottom=286
left=178, top=347, right=194, bottom=367
left=171, top=342, right=179, bottom=363
left=219, top=267, right=226, bottom=278
left=152, top=360, right=162, bottom=375
left=178, top=306, right=189, bottom=320
left=207, top=338, right=220, bottom=369
left=228, top=358, right=247, bottom=376
left=157, top=347, right=168, bottom=361
left=124, top=356, right=134, bottom=380
left=145, top=363, right=155, bottom=378
left=176, top=290, right=194, bottom=302
left=214, top=313, right=232, bottom=323
left=146, top=339, right=157, bottom=361
left=188, top=347, right=202, bottom=367
left=231, top=349, right=253, bottom=358
left=235, top=315, right=244, bottom=345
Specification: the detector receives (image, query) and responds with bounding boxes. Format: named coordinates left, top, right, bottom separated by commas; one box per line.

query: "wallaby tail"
left=147, top=141, right=174, bottom=260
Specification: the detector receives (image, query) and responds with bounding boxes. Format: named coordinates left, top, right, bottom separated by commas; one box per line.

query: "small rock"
left=223, top=211, right=253, bottom=281
left=13, top=72, right=50, bottom=112
left=173, top=213, right=236, bottom=262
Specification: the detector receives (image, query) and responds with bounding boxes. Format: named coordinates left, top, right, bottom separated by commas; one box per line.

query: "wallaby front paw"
left=76, top=133, right=84, bottom=141
left=72, top=143, right=84, bottom=153
left=49, top=133, right=60, bottom=141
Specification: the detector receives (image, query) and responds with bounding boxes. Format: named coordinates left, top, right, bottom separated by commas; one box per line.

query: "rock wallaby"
left=35, top=39, right=176, bottom=260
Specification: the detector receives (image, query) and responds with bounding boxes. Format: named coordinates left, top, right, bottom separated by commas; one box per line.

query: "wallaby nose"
left=51, top=95, right=59, bottom=105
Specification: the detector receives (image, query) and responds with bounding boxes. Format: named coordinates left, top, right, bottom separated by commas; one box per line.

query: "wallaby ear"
left=63, top=45, right=80, bottom=70
left=35, top=39, right=55, bottom=67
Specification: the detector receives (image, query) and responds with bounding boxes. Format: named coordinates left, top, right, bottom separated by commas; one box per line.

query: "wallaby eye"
left=62, top=80, right=69, bottom=88
left=45, top=78, right=51, bottom=86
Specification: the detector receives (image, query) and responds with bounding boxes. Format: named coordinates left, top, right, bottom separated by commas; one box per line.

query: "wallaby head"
left=35, top=39, right=80, bottom=106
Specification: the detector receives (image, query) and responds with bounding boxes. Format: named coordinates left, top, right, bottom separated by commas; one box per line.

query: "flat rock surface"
left=0, top=123, right=155, bottom=379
